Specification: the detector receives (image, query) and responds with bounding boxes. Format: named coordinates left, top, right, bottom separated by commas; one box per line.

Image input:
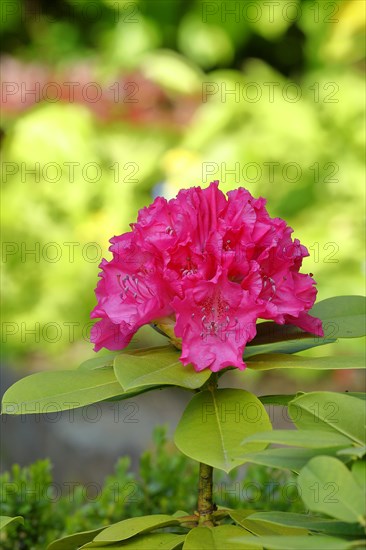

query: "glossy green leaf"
left=227, top=509, right=256, bottom=524
left=249, top=322, right=326, bottom=345
left=336, top=446, right=366, bottom=459
left=245, top=321, right=336, bottom=357
left=298, top=456, right=366, bottom=525
left=78, top=353, right=116, bottom=371
left=244, top=321, right=336, bottom=359
left=102, top=385, right=160, bottom=403
left=83, top=532, right=185, bottom=549
left=352, top=461, right=366, bottom=492
left=174, top=389, right=272, bottom=473
left=243, top=429, right=352, bottom=448
left=247, top=354, right=365, bottom=371
left=259, top=394, right=302, bottom=406
left=230, top=535, right=359, bottom=550
left=347, top=392, right=366, bottom=400
left=0, top=516, right=24, bottom=530
left=244, top=339, right=335, bottom=358
left=310, top=295, right=366, bottom=338
left=93, top=515, right=180, bottom=543
left=1, top=368, right=128, bottom=414
left=241, top=447, right=346, bottom=472
left=114, top=346, right=210, bottom=391
left=172, top=510, right=190, bottom=518
left=230, top=510, right=307, bottom=536
left=248, top=512, right=365, bottom=537
left=289, top=392, right=366, bottom=446
left=47, top=527, right=105, bottom=549
left=241, top=519, right=307, bottom=537
left=183, top=525, right=262, bottom=550
left=245, top=512, right=320, bottom=529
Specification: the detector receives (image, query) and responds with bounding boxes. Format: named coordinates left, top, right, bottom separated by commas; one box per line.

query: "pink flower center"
left=182, top=257, right=197, bottom=276
left=193, top=293, right=238, bottom=340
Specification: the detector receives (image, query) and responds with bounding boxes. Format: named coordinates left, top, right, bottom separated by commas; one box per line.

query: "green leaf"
left=337, top=446, right=366, bottom=459
left=247, top=512, right=365, bottom=537
left=1, top=368, right=129, bottom=414
left=240, top=519, right=307, bottom=537
left=298, top=456, right=366, bottom=525
left=243, top=429, right=353, bottom=448
left=114, top=346, right=210, bottom=391
left=244, top=512, right=317, bottom=529
left=244, top=321, right=336, bottom=360
left=352, top=461, right=366, bottom=492
left=289, top=392, right=366, bottom=446
left=245, top=321, right=336, bottom=357
left=346, top=392, right=366, bottom=400
left=310, top=295, right=366, bottom=338
left=183, top=525, right=262, bottom=549
left=78, top=353, right=116, bottom=371
left=174, top=389, right=272, bottom=473
left=259, top=394, right=302, bottom=406
left=173, top=510, right=190, bottom=518
left=227, top=509, right=256, bottom=524
left=230, top=511, right=307, bottom=536
left=247, top=354, right=365, bottom=371
left=0, top=516, right=24, bottom=530
left=230, top=535, right=359, bottom=550
left=250, top=322, right=326, bottom=345
left=93, top=515, right=180, bottom=543
left=102, top=385, right=159, bottom=403
left=83, top=532, right=185, bottom=549
left=241, top=447, right=346, bottom=472
left=244, top=339, right=335, bottom=358
left=47, top=527, right=105, bottom=549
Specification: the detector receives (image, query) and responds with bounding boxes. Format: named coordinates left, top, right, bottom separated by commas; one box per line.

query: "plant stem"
left=197, top=461, right=214, bottom=526
left=196, top=372, right=217, bottom=526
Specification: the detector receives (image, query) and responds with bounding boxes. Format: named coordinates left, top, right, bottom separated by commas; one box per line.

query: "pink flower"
left=91, top=181, right=323, bottom=372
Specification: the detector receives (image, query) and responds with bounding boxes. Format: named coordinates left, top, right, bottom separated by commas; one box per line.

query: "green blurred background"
left=1, top=0, right=365, bottom=367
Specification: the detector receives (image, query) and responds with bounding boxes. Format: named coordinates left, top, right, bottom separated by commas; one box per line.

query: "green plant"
left=2, top=295, right=365, bottom=548
left=0, top=427, right=304, bottom=548
left=0, top=460, right=63, bottom=549
left=232, top=391, right=366, bottom=548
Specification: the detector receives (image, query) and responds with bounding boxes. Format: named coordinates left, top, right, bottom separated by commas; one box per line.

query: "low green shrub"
left=0, top=426, right=303, bottom=549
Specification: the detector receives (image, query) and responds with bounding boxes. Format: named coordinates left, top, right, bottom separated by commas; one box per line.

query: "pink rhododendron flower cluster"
left=91, top=182, right=323, bottom=372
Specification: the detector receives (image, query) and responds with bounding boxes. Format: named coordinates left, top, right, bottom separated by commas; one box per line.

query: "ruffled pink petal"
left=285, top=311, right=324, bottom=337
left=91, top=317, right=133, bottom=351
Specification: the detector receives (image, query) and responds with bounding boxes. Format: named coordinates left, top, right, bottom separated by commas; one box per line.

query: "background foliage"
left=1, top=0, right=365, bottom=365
